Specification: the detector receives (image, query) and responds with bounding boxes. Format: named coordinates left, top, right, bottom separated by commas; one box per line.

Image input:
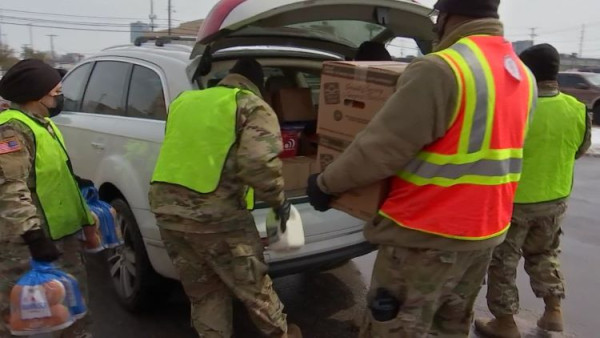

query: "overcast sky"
left=2, top=0, right=600, bottom=58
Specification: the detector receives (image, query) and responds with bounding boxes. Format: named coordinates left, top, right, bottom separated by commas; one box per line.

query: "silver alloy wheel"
left=106, top=212, right=137, bottom=299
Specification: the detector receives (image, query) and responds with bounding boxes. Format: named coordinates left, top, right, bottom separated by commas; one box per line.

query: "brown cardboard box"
left=317, top=140, right=389, bottom=221
left=282, top=156, right=313, bottom=191
left=273, top=88, right=316, bottom=122
left=318, top=61, right=407, bottom=142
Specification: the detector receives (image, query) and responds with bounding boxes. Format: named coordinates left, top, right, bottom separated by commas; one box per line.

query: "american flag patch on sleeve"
left=0, top=137, right=22, bottom=154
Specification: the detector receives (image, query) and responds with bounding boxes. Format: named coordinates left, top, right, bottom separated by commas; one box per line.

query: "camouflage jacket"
left=149, top=74, right=284, bottom=231
left=320, top=19, right=511, bottom=251
left=0, top=107, right=49, bottom=243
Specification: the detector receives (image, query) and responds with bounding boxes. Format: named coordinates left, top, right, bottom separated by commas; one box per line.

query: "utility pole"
left=29, top=23, right=34, bottom=50
left=0, top=9, right=3, bottom=45
left=529, top=27, right=537, bottom=45
left=579, top=24, right=586, bottom=58
left=47, top=34, right=57, bottom=60
left=168, top=0, right=172, bottom=36
left=149, top=0, right=157, bottom=32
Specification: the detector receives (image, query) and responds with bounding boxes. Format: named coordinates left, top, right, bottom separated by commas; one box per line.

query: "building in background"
left=560, top=54, right=600, bottom=72
left=131, top=21, right=151, bottom=43
left=144, top=19, right=204, bottom=38
left=512, top=40, right=534, bottom=55
left=54, top=53, right=85, bottom=70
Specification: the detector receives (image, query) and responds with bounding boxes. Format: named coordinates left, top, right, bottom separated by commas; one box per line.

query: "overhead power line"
left=0, top=15, right=169, bottom=28
left=0, top=21, right=198, bottom=34
left=0, top=8, right=178, bottom=22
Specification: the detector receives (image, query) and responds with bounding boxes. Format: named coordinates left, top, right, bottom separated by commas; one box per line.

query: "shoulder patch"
left=504, top=56, right=522, bottom=81
left=0, top=137, right=22, bottom=155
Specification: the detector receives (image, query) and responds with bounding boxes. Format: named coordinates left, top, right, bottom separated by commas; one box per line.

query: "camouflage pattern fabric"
left=0, top=235, right=91, bottom=338
left=149, top=73, right=285, bottom=233
left=486, top=201, right=567, bottom=317
left=0, top=115, right=47, bottom=238
left=157, top=214, right=287, bottom=338
left=149, top=73, right=289, bottom=336
left=359, top=245, right=493, bottom=338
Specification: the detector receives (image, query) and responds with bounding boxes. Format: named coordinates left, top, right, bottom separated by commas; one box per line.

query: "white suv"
left=55, top=0, right=433, bottom=311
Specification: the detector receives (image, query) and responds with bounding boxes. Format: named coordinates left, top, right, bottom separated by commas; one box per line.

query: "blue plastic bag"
left=9, top=261, right=74, bottom=336
left=48, top=270, right=87, bottom=320
left=80, top=186, right=124, bottom=252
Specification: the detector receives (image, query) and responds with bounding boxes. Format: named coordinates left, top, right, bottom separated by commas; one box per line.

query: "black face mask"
left=48, top=94, right=64, bottom=118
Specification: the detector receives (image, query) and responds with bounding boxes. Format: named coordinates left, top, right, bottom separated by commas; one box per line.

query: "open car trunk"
left=190, top=0, right=434, bottom=76
left=192, top=0, right=435, bottom=240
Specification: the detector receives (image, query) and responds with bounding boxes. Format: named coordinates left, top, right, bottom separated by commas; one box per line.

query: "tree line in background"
left=0, top=43, right=51, bottom=71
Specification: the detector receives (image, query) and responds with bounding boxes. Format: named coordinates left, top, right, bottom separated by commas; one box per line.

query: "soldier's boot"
left=474, top=315, right=521, bottom=338
left=284, top=323, right=302, bottom=338
left=537, top=296, right=564, bottom=332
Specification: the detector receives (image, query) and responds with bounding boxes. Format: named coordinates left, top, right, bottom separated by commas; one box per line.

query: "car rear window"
left=126, top=65, right=167, bottom=120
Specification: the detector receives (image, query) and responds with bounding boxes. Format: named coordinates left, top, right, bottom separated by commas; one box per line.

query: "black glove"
left=22, top=230, right=61, bottom=262
left=307, top=174, right=333, bottom=212
left=75, top=175, right=94, bottom=188
left=273, top=199, right=291, bottom=234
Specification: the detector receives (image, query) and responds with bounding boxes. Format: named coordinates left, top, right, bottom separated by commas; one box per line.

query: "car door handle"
left=91, top=142, right=105, bottom=150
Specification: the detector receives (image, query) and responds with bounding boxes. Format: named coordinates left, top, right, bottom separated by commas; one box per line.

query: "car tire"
left=106, top=198, right=170, bottom=312
left=593, top=104, right=600, bottom=125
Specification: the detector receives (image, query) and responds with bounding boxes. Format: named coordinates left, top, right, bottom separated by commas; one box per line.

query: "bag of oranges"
left=50, top=270, right=87, bottom=320
left=79, top=186, right=124, bottom=253
left=9, top=261, right=74, bottom=336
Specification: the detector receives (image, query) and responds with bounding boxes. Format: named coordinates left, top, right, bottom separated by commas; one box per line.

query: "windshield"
left=287, top=20, right=387, bottom=47
left=584, top=73, right=600, bottom=87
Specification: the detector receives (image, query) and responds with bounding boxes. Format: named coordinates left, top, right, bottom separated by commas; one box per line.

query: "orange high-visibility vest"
left=379, top=35, right=537, bottom=240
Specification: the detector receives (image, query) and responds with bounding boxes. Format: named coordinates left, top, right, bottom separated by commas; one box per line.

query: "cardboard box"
left=282, top=156, right=313, bottom=191
left=273, top=88, right=316, bottom=122
left=317, top=140, right=389, bottom=221
left=318, top=61, right=407, bottom=142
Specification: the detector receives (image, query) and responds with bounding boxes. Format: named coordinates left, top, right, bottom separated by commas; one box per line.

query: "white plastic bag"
left=266, top=205, right=305, bottom=252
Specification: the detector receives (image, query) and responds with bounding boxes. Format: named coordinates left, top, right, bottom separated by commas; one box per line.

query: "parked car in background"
left=54, top=0, right=435, bottom=311
left=557, top=71, right=600, bottom=124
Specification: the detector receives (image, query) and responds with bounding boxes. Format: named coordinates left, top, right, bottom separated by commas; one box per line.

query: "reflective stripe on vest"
left=0, top=110, right=93, bottom=239
left=379, top=36, right=536, bottom=240
left=514, top=93, right=587, bottom=203
left=151, top=87, right=255, bottom=210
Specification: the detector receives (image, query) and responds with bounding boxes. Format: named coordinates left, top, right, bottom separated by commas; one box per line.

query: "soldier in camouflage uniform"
left=306, top=1, right=535, bottom=337
left=475, top=45, right=591, bottom=337
left=149, top=58, right=302, bottom=338
left=0, top=60, right=92, bottom=337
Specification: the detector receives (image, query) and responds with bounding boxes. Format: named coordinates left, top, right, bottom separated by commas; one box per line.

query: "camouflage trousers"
left=0, top=235, right=91, bottom=338
left=359, top=245, right=493, bottom=338
left=486, top=203, right=567, bottom=317
left=157, top=214, right=287, bottom=338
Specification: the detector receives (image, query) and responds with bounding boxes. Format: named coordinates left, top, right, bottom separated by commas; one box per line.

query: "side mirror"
left=575, top=82, right=591, bottom=90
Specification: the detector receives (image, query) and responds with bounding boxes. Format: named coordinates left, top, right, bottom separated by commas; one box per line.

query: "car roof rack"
left=134, top=36, right=196, bottom=47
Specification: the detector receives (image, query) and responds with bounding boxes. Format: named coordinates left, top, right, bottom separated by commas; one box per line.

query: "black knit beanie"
left=0, top=59, right=61, bottom=104
left=230, top=57, right=265, bottom=93
left=355, top=42, right=393, bottom=61
left=434, top=0, right=500, bottom=19
left=519, top=44, right=560, bottom=82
